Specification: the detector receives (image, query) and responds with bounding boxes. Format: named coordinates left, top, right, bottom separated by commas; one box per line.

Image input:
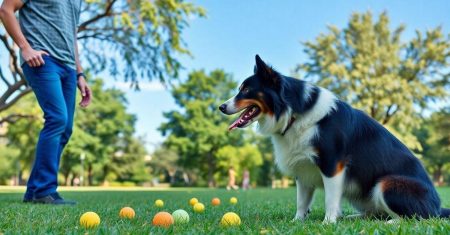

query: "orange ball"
left=211, top=197, right=221, bottom=206
left=119, top=207, right=135, bottom=219
left=152, top=212, right=174, bottom=228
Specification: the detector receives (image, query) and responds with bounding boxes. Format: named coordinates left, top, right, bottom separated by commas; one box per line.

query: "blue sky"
left=2, top=0, right=449, bottom=152
left=114, top=0, right=449, bottom=151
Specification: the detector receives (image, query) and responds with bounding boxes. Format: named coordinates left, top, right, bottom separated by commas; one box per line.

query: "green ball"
left=172, top=209, right=190, bottom=224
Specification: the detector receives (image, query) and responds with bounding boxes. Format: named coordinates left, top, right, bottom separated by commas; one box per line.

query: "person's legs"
left=22, top=57, right=68, bottom=200
left=56, top=67, right=77, bottom=167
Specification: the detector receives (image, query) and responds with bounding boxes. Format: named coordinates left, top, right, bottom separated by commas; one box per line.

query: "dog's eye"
left=242, top=88, right=250, bottom=94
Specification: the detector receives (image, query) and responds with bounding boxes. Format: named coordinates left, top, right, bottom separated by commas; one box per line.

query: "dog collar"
left=281, top=116, right=296, bottom=136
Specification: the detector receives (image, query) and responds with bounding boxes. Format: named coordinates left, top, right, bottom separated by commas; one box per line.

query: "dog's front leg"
left=293, top=177, right=315, bottom=221
left=321, top=171, right=345, bottom=223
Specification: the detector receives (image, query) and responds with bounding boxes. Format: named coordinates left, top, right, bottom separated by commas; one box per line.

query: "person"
left=0, top=0, right=91, bottom=204
left=226, top=166, right=238, bottom=190
left=242, top=169, right=250, bottom=190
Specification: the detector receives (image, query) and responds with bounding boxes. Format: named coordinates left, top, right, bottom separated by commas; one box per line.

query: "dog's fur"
left=219, top=55, right=449, bottom=223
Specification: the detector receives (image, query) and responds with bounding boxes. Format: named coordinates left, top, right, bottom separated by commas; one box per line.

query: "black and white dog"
left=219, top=55, right=449, bottom=223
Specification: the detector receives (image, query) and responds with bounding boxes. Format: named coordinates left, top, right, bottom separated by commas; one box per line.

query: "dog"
left=219, top=55, right=450, bottom=223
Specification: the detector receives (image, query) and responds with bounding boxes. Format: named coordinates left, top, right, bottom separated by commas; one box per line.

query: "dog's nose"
left=219, top=104, right=227, bottom=113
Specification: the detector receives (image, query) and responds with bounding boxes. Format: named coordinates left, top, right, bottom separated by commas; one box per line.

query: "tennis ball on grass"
left=193, top=202, right=205, bottom=213
left=172, top=209, right=190, bottom=224
left=152, top=212, right=174, bottom=228
left=119, top=207, right=135, bottom=219
left=211, top=197, right=221, bottom=206
left=155, top=199, right=164, bottom=208
left=189, top=197, right=198, bottom=206
left=80, top=212, right=100, bottom=228
left=220, top=212, right=241, bottom=226
left=230, top=197, right=238, bottom=205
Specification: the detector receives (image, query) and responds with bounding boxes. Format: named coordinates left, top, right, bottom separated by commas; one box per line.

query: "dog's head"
left=219, top=55, right=288, bottom=132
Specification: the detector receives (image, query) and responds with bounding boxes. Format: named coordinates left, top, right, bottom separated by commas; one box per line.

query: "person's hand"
left=77, top=76, right=92, bottom=107
left=21, top=46, right=49, bottom=67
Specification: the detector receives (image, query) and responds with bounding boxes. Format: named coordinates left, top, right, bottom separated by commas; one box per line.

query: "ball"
left=211, top=197, right=221, bottom=206
left=119, top=207, right=135, bottom=219
left=230, top=197, right=238, bottom=205
left=152, top=212, right=174, bottom=228
left=189, top=197, right=198, bottom=206
left=155, top=199, right=164, bottom=208
left=193, top=202, right=205, bottom=213
left=172, top=209, right=190, bottom=224
left=80, top=212, right=100, bottom=229
left=220, top=212, right=241, bottom=226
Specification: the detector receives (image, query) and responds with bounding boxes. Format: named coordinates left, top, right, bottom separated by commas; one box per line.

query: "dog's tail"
left=440, top=208, right=450, bottom=218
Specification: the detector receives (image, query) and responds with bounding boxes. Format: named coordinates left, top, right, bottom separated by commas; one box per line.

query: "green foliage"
left=1, top=95, right=43, bottom=182
left=415, top=108, right=450, bottom=185
left=297, top=11, right=450, bottom=149
left=215, top=143, right=262, bottom=183
left=79, top=0, right=206, bottom=85
left=63, top=79, right=148, bottom=185
left=0, top=145, right=19, bottom=184
left=159, top=70, right=263, bottom=186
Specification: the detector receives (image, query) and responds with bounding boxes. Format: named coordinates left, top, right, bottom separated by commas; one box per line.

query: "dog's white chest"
left=271, top=125, right=323, bottom=187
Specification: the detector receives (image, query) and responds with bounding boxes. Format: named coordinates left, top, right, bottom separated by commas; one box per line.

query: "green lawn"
left=1, top=187, right=450, bottom=234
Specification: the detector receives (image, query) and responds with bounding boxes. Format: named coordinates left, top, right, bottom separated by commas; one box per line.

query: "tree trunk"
left=88, top=164, right=94, bottom=186
left=433, top=165, right=444, bottom=186
left=207, top=152, right=216, bottom=187
left=64, top=172, right=70, bottom=186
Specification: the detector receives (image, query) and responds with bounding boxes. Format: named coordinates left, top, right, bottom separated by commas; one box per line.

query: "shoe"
left=23, top=198, right=33, bottom=203
left=33, top=192, right=77, bottom=205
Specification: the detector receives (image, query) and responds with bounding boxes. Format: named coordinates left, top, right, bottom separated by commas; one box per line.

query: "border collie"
left=219, top=55, right=449, bottom=223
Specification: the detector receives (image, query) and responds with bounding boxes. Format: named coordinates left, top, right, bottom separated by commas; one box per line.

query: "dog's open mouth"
left=228, top=105, right=261, bottom=131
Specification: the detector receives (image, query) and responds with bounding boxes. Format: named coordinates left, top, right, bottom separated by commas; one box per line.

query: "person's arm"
left=0, top=0, right=48, bottom=67
left=74, top=36, right=92, bottom=108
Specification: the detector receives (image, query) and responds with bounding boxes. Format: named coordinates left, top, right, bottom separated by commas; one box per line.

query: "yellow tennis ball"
left=193, top=202, right=205, bottom=213
left=155, top=199, right=164, bottom=208
left=119, top=207, right=135, bottom=219
left=189, top=198, right=198, bottom=206
left=220, top=212, right=241, bottom=226
left=230, top=197, right=238, bottom=205
left=80, top=212, right=100, bottom=228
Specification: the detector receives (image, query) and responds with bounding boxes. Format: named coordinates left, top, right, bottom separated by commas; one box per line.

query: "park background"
left=1, top=0, right=449, bottom=189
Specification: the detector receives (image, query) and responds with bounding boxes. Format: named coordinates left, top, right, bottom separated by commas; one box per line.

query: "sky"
left=2, top=0, right=449, bottom=152
left=113, top=0, right=450, bottom=151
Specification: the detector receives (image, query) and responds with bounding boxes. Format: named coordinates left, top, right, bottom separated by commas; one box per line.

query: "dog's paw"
left=291, top=212, right=306, bottom=222
left=322, top=216, right=337, bottom=224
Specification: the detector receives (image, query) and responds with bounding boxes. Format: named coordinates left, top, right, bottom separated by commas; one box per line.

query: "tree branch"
left=78, top=0, right=118, bottom=33
left=0, top=113, right=37, bottom=125
left=0, top=83, right=31, bottom=113
left=0, top=34, right=25, bottom=82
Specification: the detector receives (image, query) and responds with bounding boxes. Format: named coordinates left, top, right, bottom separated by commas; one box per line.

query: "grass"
left=1, top=187, right=450, bottom=234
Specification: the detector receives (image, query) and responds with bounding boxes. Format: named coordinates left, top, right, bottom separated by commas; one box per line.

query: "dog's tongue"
left=228, top=118, right=242, bottom=131
left=228, top=109, right=249, bottom=131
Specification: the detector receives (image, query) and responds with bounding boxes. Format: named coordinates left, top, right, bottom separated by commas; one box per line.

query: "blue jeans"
left=22, top=56, right=77, bottom=199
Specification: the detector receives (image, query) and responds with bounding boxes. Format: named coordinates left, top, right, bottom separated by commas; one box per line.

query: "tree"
left=66, top=79, right=138, bottom=185
left=159, top=70, right=255, bottom=187
left=150, top=146, right=180, bottom=184
left=0, top=0, right=205, bottom=113
left=297, top=11, right=450, bottom=149
left=215, top=143, right=262, bottom=186
left=1, top=94, right=42, bottom=184
left=415, top=108, right=450, bottom=186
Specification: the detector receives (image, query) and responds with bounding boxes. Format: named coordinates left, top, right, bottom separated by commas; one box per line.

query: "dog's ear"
left=254, top=54, right=280, bottom=87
